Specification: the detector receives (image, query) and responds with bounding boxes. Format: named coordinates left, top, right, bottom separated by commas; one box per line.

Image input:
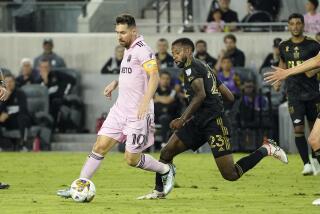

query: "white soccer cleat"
left=312, top=198, right=320, bottom=206
left=263, top=139, right=288, bottom=164
left=57, top=188, right=72, bottom=199
left=137, top=190, right=165, bottom=200
left=302, top=163, right=313, bottom=176
left=162, top=164, right=176, bottom=195
left=309, top=157, right=320, bottom=176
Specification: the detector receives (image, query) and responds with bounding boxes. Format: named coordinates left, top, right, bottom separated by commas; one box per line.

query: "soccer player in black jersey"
left=264, top=52, right=320, bottom=205
left=138, top=38, right=288, bottom=199
left=275, top=13, right=320, bottom=175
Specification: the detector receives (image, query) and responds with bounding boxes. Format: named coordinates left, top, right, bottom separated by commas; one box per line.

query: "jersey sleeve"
left=278, top=42, right=286, bottom=61
left=137, top=46, right=156, bottom=65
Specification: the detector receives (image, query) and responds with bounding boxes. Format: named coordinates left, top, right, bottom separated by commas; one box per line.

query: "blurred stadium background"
left=0, top=0, right=319, bottom=212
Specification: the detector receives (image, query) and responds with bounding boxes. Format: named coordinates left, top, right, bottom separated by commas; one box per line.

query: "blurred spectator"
left=155, top=38, right=175, bottom=69
left=316, top=32, right=320, bottom=42
left=34, top=38, right=66, bottom=69
left=39, top=59, right=75, bottom=125
left=217, top=55, right=241, bottom=95
left=10, top=0, right=36, bottom=32
left=249, top=0, right=281, bottom=21
left=216, top=34, right=245, bottom=70
left=304, top=0, right=320, bottom=33
left=260, top=38, right=282, bottom=71
left=16, top=58, right=41, bottom=87
left=154, top=71, right=180, bottom=149
left=194, top=40, right=217, bottom=69
left=205, top=9, right=225, bottom=33
left=207, top=0, right=238, bottom=23
left=241, top=0, right=272, bottom=32
left=101, top=45, right=125, bottom=74
left=0, top=74, right=31, bottom=151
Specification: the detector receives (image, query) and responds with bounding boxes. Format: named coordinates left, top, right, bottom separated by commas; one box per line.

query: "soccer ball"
left=70, top=178, right=96, bottom=202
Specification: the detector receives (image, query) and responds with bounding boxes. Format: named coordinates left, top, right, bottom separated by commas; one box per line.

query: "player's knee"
left=293, top=126, right=304, bottom=134
left=92, top=142, right=107, bottom=155
left=125, top=155, right=140, bottom=167
left=159, top=148, right=173, bottom=163
left=221, top=171, right=239, bottom=181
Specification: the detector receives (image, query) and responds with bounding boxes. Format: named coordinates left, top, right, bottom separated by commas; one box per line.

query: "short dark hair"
left=288, top=13, right=304, bottom=24
left=172, top=38, right=195, bottom=52
left=158, top=38, right=168, bottom=43
left=195, top=39, right=207, bottom=47
left=115, top=14, right=136, bottom=27
left=4, top=73, right=15, bottom=79
left=309, top=0, right=319, bottom=9
left=224, top=34, right=236, bottom=43
left=160, top=71, right=171, bottom=78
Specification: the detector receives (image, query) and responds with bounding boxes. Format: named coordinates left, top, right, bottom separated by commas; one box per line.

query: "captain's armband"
left=142, top=59, right=158, bottom=75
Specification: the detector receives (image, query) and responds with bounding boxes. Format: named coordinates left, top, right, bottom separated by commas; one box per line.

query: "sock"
left=155, top=172, right=163, bottom=192
left=314, top=149, right=320, bottom=163
left=295, top=136, right=310, bottom=165
left=136, top=154, right=169, bottom=174
left=235, top=147, right=268, bottom=177
left=79, top=151, right=104, bottom=179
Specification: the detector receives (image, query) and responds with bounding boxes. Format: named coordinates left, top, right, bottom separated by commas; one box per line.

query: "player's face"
left=115, top=24, right=136, bottom=49
left=172, top=45, right=188, bottom=68
left=288, top=18, right=304, bottom=37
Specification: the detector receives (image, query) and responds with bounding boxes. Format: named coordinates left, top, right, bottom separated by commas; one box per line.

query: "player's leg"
left=209, top=116, right=287, bottom=181
left=288, top=99, right=312, bottom=175
left=137, top=133, right=188, bottom=199
left=79, top=135, right=118, bottom=179
left=309, top=117, right=320, bottom=163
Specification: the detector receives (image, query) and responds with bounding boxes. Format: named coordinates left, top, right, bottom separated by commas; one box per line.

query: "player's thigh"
left=93, top=135, right=118, bottom=155
left=306, top=96, right=320, bottom=126
left=125, top=114, right=155, bottom=154
left=288, top=99, right=305, bottom=130
left=308, top=117, right=320, bottom=150
left=160, top=133, right=189, bottom=162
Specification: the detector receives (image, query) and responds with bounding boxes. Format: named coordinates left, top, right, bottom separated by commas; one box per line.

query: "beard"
left=175, top=56, right=187, bottom=68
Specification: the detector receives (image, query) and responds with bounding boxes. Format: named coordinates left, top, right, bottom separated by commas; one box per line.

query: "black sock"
left=295, top=136, right=310, bottom=165
left=314, top=149, right=320, bottom=163
left=155, top=172, right=164, bottom=192
left=235, top=147, right=268, bottom=177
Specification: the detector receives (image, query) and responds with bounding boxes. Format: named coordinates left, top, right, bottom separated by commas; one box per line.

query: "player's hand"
left=137, top=100, right=149, bottom=120
left=170, top=118, right=185, bottom=130
left=0, top=87, right=9, bottom=101
left=103, top=80, right=118, bottom=100
left=264, top=66, right=289, bottom=85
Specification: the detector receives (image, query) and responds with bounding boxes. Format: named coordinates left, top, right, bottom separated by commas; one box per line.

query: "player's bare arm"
left=264, top=53, right=320, bottom=85
left=218, top=83, right=234, bottom=103
left=138, top=59, right=159, bottom=119
left=170, top=78, right=206, bottom=130
left=103, top=80, right=118, bottom=100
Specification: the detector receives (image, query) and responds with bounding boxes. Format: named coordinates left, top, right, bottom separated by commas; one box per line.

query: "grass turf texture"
left=0, top=152, right=319, bottom=214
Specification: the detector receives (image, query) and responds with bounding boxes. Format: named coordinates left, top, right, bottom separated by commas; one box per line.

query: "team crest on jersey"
left=293, top=46, right=300, bottom=59
left=149, top=53, right=153, bottom=59
left=285, top=46, right=289, bottom=52
left=127, top=55, right=132, bottom=62
left=185, top=68, right=192, bottom=76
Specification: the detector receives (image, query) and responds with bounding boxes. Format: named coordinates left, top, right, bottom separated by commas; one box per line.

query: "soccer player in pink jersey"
left=57, top=14, right=175, bottom=199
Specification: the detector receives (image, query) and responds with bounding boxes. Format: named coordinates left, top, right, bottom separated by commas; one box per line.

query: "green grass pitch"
left=0, top=152, right=319, bottom=214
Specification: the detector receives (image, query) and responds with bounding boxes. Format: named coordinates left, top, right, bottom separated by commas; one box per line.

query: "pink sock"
left=136, top=154, right=169, bottom=174
left=79, top=151, right=104, bottom=179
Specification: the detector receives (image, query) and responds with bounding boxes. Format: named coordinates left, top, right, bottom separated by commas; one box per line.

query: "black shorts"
left=176, top=115, right=232, bottom=158
left=288, top=96, right=320, bottom=127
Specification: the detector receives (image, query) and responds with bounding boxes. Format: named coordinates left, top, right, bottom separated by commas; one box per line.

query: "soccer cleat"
left=312, top=198, right=320, bottom=206
left=302, top=163, right=313, bottom=176
left=162, top=164, right=176, bottom=195
left=137, top=190, right=165, bottom=200
left=263, top=139, right=288, bottom=164
left=309, top=157, right=320, bottom=176
left=57, top=188, right=72, bottom=199
left=0, top=182, right=9, bottom=189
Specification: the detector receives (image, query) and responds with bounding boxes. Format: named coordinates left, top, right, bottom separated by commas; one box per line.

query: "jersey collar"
left=129, top=35, right=144, bottom=49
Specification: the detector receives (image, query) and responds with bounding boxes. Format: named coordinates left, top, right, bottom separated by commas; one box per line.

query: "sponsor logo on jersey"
left=121, top=67, right=132, bottom=74
left=185, top=68, right=191, bottom=76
